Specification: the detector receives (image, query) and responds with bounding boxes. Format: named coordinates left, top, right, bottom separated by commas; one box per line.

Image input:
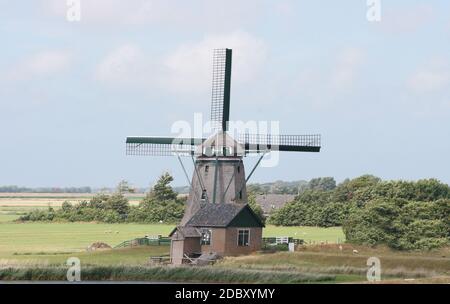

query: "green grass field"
left=0, top=216, right=349, bottom=282
left=0, top=194, right=344, bottom=258
left=0, top=214, right=20, bottom=223
left=0, top=221, right=344, bottom=256
left=1, top=243, right=448, bottom=283
left=1, top=194, right=448, bottom=283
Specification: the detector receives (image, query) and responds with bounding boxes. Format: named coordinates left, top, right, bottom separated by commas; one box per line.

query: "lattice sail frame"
left=126, top=133, right=321, bottom=157
left=126, top=143, right=196, bottom=156
left=126, top=137, right=204, bottom=157
left=125, top=49, right=322, bottom=158
left=237, top=133, right=321, bottom=153
left=210, top=49, right=232, bottom=132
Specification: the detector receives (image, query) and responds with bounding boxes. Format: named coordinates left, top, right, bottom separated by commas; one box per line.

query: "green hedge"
left=0, top=266, right=335, bottom=283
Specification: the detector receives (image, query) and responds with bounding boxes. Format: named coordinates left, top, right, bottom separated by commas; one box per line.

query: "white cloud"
left=44, top=0, right=261, bottom=29
left=291, top=47, right=366, bottom=110
left=330, top=48, right=365, bottom=90
left=94, top=44, right=151, bottom=85
left=408, top=59, right=450, bottom=92
left=46, top=0, right=153, bottom=25
left=162, top=31, right=267, bottom=93
left=94, top=31, right=267, bottom=94
left=5, top=50, right=72, bottom=81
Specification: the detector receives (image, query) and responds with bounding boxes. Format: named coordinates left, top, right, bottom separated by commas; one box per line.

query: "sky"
left=0, top=0, right=449, bottom=188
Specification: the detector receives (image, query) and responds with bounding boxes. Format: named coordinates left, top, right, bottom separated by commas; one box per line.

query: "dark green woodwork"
left=126, top=137, right=205, bottom=145
left=228, top=205, right=265, bottom=228
left=244, top=144, right=321, bottom=153
left=212, top=157, right=219, bottom=204
left=222, top=49, right=232, bottom=132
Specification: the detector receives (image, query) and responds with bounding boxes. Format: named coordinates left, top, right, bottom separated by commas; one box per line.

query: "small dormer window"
left=201, top=190, right=207, bottom=200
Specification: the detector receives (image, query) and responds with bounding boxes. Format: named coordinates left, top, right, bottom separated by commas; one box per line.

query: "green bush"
left=126, top=172, right=185, bottom=224
left=343, top=199, right=450, bottom=250
left=262, top=243, right=289, bottom=252
left=270, top=176, right=449, bottom=250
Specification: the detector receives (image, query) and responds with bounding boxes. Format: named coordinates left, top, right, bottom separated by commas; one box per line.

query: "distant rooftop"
left=255, top=194, right=296, bottom=215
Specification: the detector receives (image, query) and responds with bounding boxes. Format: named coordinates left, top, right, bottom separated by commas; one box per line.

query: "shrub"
left=343, top=199, right=450, bottom=250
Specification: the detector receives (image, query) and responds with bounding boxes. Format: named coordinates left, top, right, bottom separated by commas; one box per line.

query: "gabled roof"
left=185, top=203, right=265, bottom=228
left=169, top=226, right=202, bottom=238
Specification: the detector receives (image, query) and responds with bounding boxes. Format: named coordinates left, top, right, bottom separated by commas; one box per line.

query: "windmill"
left=126, top=48, right=321, bottom=227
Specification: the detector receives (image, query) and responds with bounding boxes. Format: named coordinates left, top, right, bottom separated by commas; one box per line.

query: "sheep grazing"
left=353, top=249, right=359, bottom=254
left=339, top=245, right=343, bottom=251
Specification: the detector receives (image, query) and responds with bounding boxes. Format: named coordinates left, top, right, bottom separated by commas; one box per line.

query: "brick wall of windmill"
left=188, top=157, right=248, bottom=206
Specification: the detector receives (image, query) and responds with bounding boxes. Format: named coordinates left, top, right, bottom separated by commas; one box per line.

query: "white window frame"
left=201, top=229, right=212, bottom=246
left=237, top=228, right=250, bottom=247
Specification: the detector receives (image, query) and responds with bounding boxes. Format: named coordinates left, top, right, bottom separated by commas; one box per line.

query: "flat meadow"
left=0, top=221, right=344, bottom=256
left=0, top=193, right=344, bottom=257
left=0, top=193, right=448, bottom=283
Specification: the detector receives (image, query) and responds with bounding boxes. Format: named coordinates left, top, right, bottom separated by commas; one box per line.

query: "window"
left=201, top=229, right=211, bottom=245
left=239, top=191, right=242, bottom=199
left=237, top=166, right=240, bottom=173
left=205, top=165, right=209, bottom=173
left=224, top=147, right=233, bottom=156
left=237, top=229, right=250, bottom=246
left=201, top=189, right=207, bottom=200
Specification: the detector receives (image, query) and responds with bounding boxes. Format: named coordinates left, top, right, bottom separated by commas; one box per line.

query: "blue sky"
left=0, top=0, right=449, bottom=188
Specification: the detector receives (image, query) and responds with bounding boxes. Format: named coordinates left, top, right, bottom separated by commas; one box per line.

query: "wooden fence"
left=262, top=237, right=304, bottom=245
left=115, top=236, right=304, bottom=249
left=114, top=236, right=171, bottom=249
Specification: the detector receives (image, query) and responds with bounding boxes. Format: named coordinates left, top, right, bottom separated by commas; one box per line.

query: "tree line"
left=19, top=173, right=184, bottom=224
left=18, top=174, right=449, bottom=250
left=269, top=175, right=450, bottom=250
left=0, top=186, right=92, bottom=193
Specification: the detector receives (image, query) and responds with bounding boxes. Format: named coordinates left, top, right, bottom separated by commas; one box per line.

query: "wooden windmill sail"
left=126, top=48, right=321, bottom=226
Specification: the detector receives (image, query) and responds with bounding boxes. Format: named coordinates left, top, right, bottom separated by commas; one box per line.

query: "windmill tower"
left=126, top=49, right=321, bottom=261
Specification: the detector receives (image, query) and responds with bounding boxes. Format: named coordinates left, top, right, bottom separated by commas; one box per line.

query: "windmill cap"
left=196, top=131, right=245, bottom=157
